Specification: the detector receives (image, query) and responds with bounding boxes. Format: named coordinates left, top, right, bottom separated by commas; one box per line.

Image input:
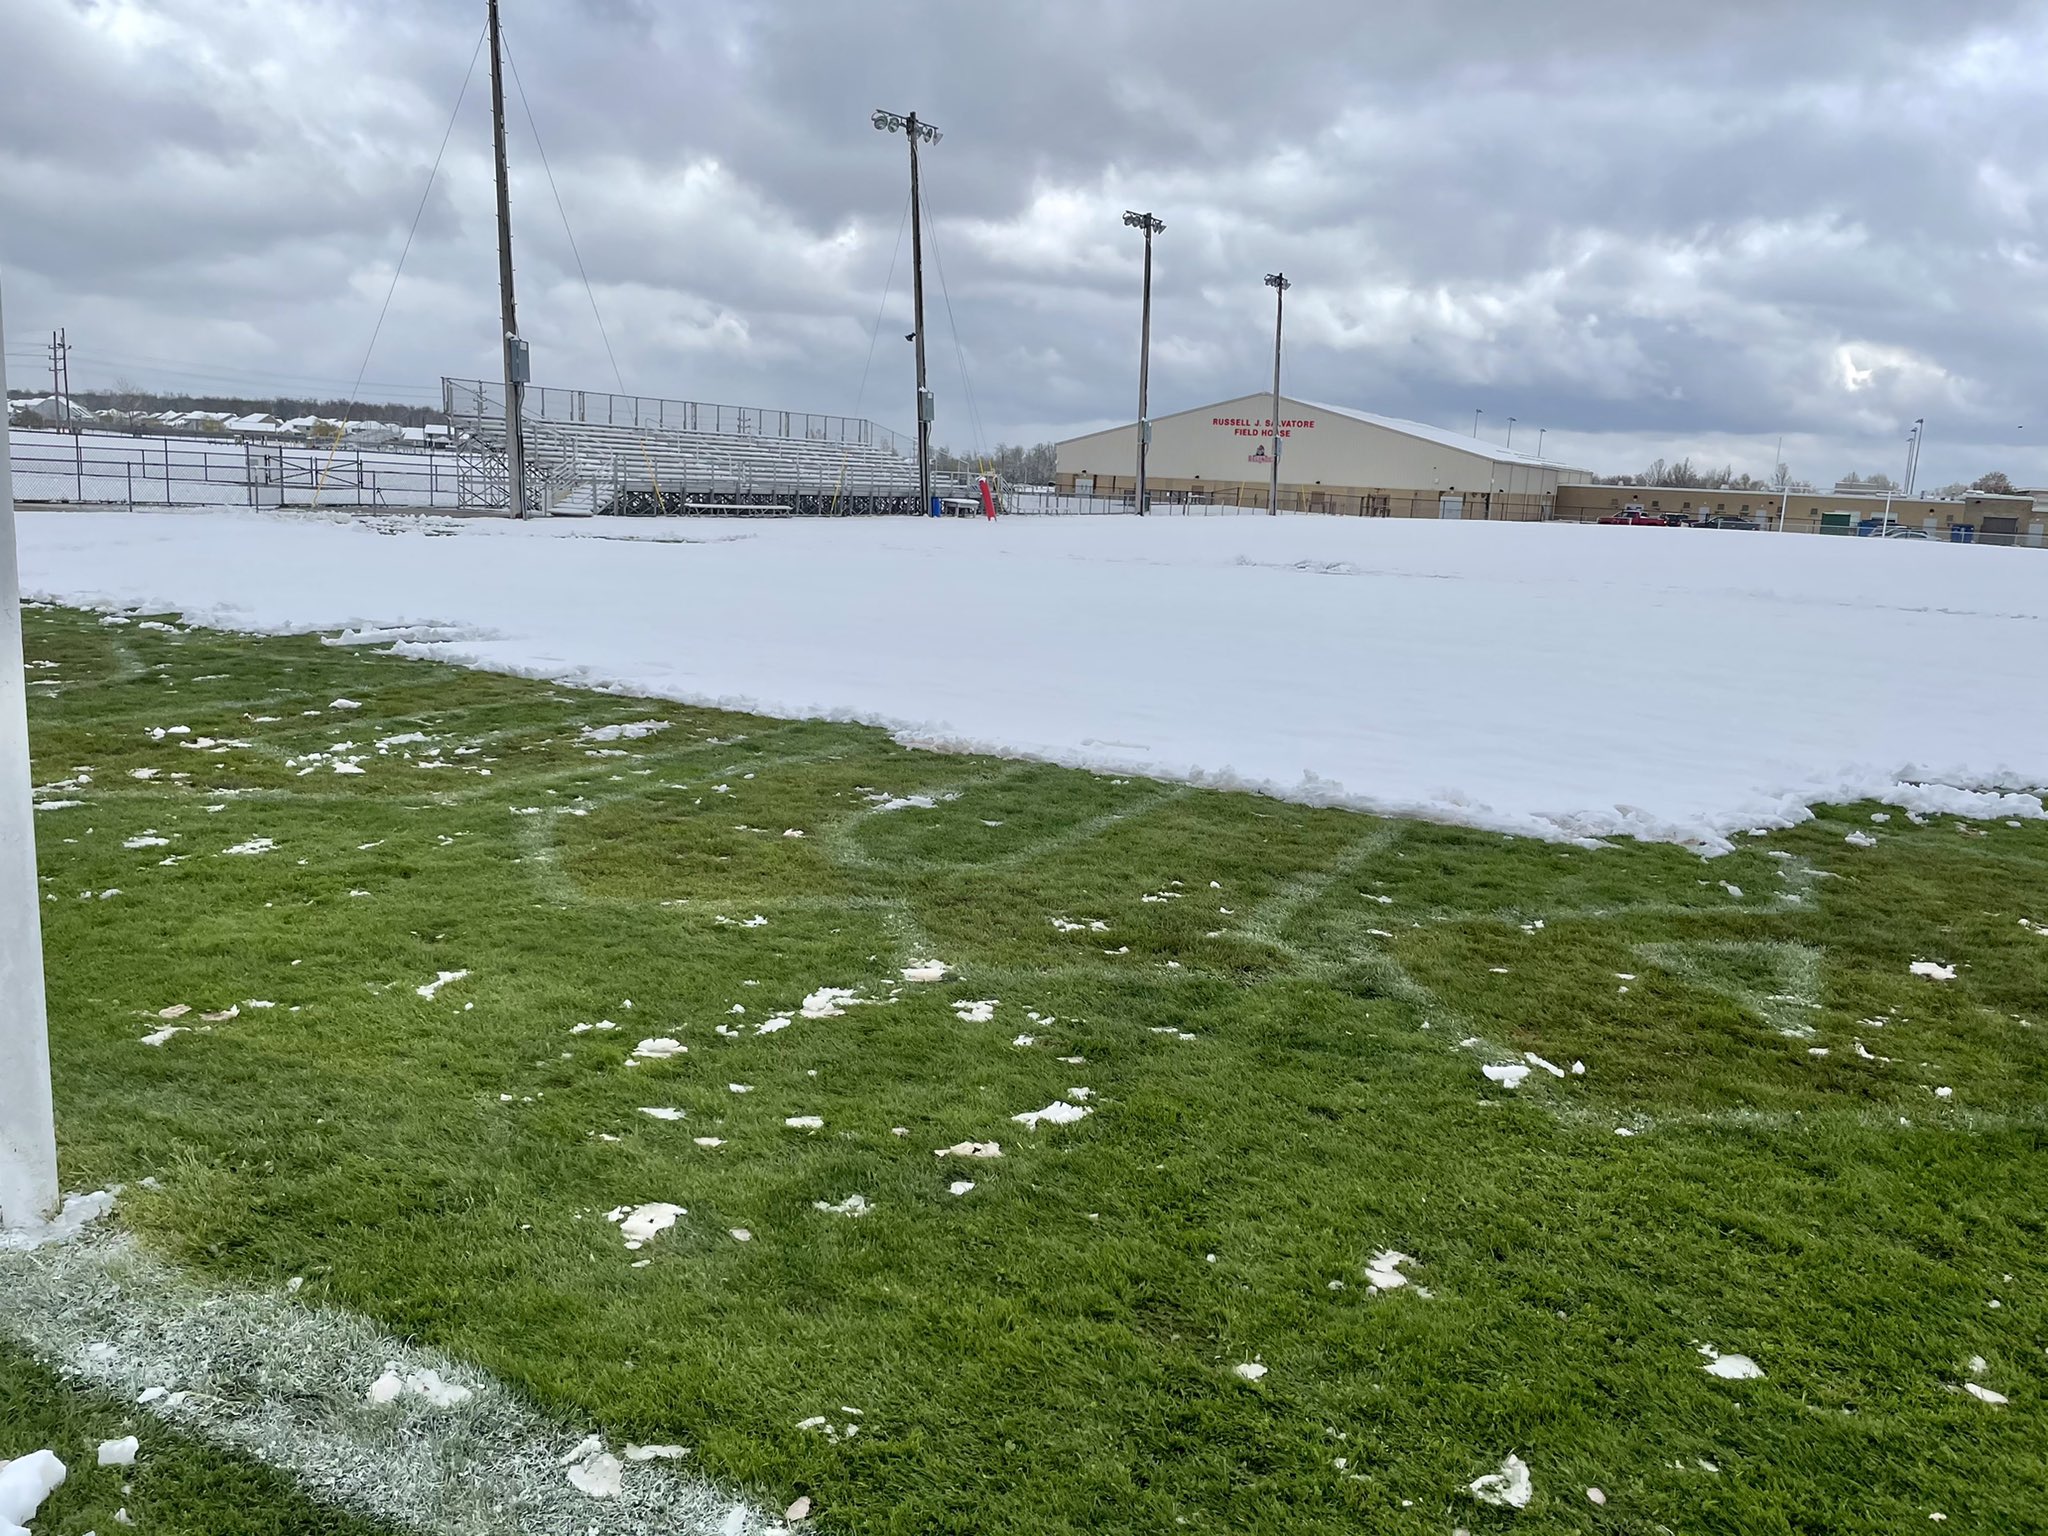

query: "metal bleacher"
left=443, top=377, right=930, bottom=516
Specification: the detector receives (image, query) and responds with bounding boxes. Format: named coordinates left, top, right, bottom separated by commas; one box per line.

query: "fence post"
left=126, top=462, right=133, bottom=513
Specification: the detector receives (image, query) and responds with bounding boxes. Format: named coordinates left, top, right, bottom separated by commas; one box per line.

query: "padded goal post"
left=0, top=279, right=60, bottom=1229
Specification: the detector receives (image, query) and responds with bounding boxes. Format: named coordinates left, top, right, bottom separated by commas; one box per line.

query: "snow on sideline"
left=18, top=509, right=2048, bottom=850
left=0, top=1224, right=780, bottom=1536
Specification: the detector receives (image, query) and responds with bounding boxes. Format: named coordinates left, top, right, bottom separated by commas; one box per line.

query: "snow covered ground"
left=15, top=509, right=2047, bottom=848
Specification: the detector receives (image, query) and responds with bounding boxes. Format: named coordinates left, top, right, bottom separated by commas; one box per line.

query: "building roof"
left=1292, top=399, right=1574, bottom=470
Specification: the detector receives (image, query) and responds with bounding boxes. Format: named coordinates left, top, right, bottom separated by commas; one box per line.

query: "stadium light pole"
left=1506, top=417, right=1516, bottom=451
left=1536, top=427, right=1546, bottom=457
left=875, top=109, right=940, bottom=516
left=487, top=0, right=529, bottom=519
left=1473, top=408, right=1482, bottom=437
left=1264, top=272, right=1289, bottom=517
left=0, top=278, right=60, bottom=1231
left=1123, top=211, right=1164, bottom=516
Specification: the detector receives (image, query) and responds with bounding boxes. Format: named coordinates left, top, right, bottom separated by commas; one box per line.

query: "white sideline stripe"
left=0, top=1229, right=780, bottom=1536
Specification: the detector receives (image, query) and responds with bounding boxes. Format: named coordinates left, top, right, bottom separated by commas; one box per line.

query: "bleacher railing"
left=443, top=378, right=908, bottom=455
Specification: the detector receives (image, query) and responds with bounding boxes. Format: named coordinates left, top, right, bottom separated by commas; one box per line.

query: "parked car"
left=1598, top=511, right=1669, bottom=526
left=1878, top=524, right=1933, bottom=540
left=1702, top=515, right=1761, bottom=530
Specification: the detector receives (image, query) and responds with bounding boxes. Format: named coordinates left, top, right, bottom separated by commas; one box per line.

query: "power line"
left=498, top=26, right=623, bottom=395
left=316, top=14, right=488, bottom=504
left=914, top=181, right=988, bottom=472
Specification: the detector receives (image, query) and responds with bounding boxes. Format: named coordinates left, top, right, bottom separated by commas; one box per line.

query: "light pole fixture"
left=1473, top=408, right=1482, bottom=438
left=1124, top=211, right=1164, bottom=516
left=874, top=109, right=941, bottom=515
left=1506, top=417, right=1516, bottom=450
left=1536, top=427, right=1546, bottom=457
left=1264, top=272, right=1289, bottom=517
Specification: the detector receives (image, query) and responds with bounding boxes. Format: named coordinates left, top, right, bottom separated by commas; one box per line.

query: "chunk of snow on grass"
left=813, top=1194, right=870, bottom=1217
left=935, top=1141, right=1002, bottom=1159
left=579, top=720, right=669, bottom=742
left=637, top=1107, right=684, bottom=1121
left=947, top=1180, right=975, bottom=1197
left=631, top=1038, right=688, bottom=1061
left=728, top=1083, right=753, bottom=1094
left=0, top=1190, right=117, bottom=1253
left=900, top=960, right=949, bottom=982
left=1845, top=831, right=1878, bottom=848
left=784, top=1116, right=824, bottom=1130
left=123, top=834, right=170, bottom=849
left=222, top=836, right=277, bottom=855
left=139, top=1026, right=185, bottom=1047
left=1231, top=1362, right=1267, bottom=1382
left=1964, top=1382, right=2009, bottom=1405
left=329, top=698, right=362, bottom=710
left=1468, top=1453, right=1534, bottom=1509
left=1364, top=1251, right=1417, bottom=1291
left=1934, top=1086, right=1954, bottom=1099
left=1524, top=1052, right=1567, bottom=1079
left=566, top=1450, right=625, bottom=1499
left=415, top=969, right=470, bottom=1000
left=0, top=1449, right=68, bottom=1532
left=1699, top=1345, right=1765, bottom=1380
left=693, top=1138, right=725, bottom=1148
left=1012, top=1101, right=1092, bottom=1131
left=1909, top=961, right=1956, bottom=981
left=952, top=999, right=998, bottom=1024
left=801, top=987, right=860, bottom=1019
left=96, top=1435, right=138, bottom=1467
left=606, top=1203, right=685, bottom=1247
left=624, top=1444, right=689, bottom=1462
left=1482, top=1063, right=1531, bottom=1090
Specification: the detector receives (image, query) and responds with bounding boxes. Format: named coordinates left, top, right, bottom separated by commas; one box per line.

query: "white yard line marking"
left=0, top=1228, right=782, bottom=1536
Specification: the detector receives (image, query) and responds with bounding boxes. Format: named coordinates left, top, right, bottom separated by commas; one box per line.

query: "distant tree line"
left=934, top=441, right=1057, bottom=485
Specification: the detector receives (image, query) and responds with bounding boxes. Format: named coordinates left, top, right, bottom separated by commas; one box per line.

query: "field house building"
left=1054, top=393, right=1594, bottom=518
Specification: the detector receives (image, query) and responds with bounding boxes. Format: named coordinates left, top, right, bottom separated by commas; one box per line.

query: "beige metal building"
left=1054, top=392, right=1593, bottom=517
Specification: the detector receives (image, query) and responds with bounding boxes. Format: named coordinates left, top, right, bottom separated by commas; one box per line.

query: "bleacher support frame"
left=444, top=377, right=947, bottom=515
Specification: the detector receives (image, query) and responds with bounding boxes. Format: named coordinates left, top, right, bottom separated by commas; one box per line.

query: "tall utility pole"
left=1905, top=417, right=1925, bottom=495
left=1473, top=408, right=1482, bottom=438
left=0, top=281, right=59, bottom=1231
left=47, top=330, right=70, bottom=427
left=1263, top=272, right=1289, bottom=517
left=1536, top=427, right=1546, bottom=458
left=1123, top=211, right=1164, bottom=516
left=487, top=0, right=529, bottom=519
left=874, top=109, right=941, bottom=515
left=1506, top=417, right=1516, bottom=451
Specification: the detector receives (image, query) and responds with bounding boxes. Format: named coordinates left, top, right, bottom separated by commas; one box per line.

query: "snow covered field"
left=15, top=509, right=2047, bottom=847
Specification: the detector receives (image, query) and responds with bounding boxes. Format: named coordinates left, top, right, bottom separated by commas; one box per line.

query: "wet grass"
left=10, top=600, right=2048, bottom=1534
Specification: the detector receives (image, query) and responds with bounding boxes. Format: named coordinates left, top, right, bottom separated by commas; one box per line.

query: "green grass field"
left=11, top=601, right=2048, bottom=1534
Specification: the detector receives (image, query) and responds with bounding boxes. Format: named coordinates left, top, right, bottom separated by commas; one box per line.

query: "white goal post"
left=0, top=277, right=60, bottom=1229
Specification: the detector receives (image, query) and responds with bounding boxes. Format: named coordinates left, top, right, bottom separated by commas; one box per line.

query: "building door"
left=1438, top=494, right=1463, bottom=520
left=1981, top=515, right=2020, bottom=546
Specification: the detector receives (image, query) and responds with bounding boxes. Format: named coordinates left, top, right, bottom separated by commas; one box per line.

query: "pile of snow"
left=0, top=1450, right=65, bottom=1536
left=17, top=513, right=2048, bottom=851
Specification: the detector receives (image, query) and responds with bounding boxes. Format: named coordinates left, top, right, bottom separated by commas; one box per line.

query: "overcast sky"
left=4, top=0, right=2047, bottom=487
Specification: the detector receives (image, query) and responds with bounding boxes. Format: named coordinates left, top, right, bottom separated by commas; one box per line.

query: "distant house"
left=399, top=424, right=453, bottom=448
left=226, top=412, right=284, bottom=436
left=8, top=395, right=98, bottom=425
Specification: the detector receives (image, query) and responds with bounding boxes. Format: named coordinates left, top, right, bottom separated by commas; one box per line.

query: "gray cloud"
left=4, top=0, right=2046, bottom=489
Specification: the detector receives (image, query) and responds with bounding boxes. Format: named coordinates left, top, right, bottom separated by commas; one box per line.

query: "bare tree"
left=1970, top=470, right=2017, bottom=495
